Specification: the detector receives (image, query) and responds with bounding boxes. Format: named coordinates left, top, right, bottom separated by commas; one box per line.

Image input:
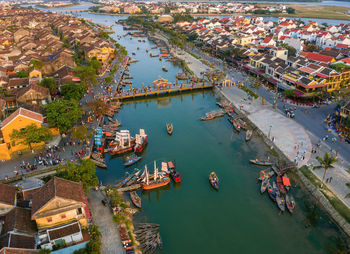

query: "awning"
left=282, top=177, right=291, bottom=186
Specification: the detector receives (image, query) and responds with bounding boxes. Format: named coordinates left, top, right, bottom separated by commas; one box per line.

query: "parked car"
left=285, top=109, right=295, bottom=118
left=345, top=137, right=350, bottom=144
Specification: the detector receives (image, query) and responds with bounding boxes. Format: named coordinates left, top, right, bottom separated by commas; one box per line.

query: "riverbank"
left=36, top=3, right=78, bottom=9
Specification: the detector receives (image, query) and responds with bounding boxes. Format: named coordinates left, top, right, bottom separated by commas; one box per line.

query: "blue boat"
left=124, top=155, right=142, bottom=167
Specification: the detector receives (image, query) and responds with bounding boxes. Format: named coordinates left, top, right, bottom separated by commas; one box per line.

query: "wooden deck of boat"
left=114, top=83, right=214, bottom=101
left=117, top=184, right=142, bottom=192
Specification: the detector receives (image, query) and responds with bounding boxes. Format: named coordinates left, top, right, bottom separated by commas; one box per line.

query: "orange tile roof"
left=1, top=108, right=43, bottom=130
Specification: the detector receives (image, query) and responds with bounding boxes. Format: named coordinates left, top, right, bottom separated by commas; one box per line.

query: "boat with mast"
left=141, top=162, right=171, bottom=190
left=108, top=130, right=136, bottom=155
left=134, top=129, right=148, bottom=153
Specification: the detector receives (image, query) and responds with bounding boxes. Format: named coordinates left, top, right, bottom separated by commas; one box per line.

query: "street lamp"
left=268, top=125, right=272, bottom=139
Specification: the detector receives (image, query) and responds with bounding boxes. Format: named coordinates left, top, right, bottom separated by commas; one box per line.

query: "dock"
left=114, top=83, right=214, bottom=101
left=117, top=184, right=141, bottom=192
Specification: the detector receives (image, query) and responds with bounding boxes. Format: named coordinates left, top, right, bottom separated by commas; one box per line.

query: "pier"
left=114, top=82, right=214, bottom=101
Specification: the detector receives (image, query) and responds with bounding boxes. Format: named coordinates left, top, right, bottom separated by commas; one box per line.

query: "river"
left=32, top=4, right=350, bottom=254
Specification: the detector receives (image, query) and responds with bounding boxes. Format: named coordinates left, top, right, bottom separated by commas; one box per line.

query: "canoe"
left=124, top=155, right=142, bottom=167
left=130, top=191, right=141, bottom=208
left=90, top=158, right=107, bottom=169
left=276, top=194, right=286, bottom=212
left=258, top=170, right=266, bottom=181
left=249, top=159, right=273, bottom=166
left=286, top=194, right=296, bottom=213
left=246, top=130, right=253, bottom=141
left=166, top=123, right=173, bottom=135
left=267, top=182, right=276, bottom=202
left=272, top=181, right=280, bottom=197
left=267, top=170, right=275, bottom=178
left=209, top=172, right=219, bottom=190
left=261, top=178, right=269, bottom=194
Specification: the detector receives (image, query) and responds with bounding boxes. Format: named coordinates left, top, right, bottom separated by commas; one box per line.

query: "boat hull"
left=142, top=177, right=170, bottom=190
left=109, top=146, right=134, bottom=155
left=134, top=135, right=148, bottom=153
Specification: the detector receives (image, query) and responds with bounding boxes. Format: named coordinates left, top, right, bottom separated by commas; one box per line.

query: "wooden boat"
left=201, top=110, right=225, bottom=121
left=286, top=194, right=296, bottom=213
left=150, top=53, right=159, bottom=57
left=258, top=170, right=266, bottom=181
left=267, top=170, right=275, bottom=178
left=276, top=194, right=286, bottom=212
left=130, top=191, right=141, bottom=208
left=246, top=130, right=253, bottom=141
left=272, top=181, right=280, bottom=196
left=146, top=48, right=148, bottom=52
left=231, top=118, right=241, bottom=132
left=166, top=123, right=173, bottom=135
left=152, top=46, right=157, bottom=49
left=249, top=159, right=273, bottom=166
left=124, top=155, right=142, bottom=167
left=132, top=51, right=136, bottom=55
left=168, top=161, right=181, bottom=183
left=91, top=158, right=107, bottom=169
left=261, top=178, right=269, bottom=193
left=108, top=130, right=136, bottom=155
left=176, top=73, right=187, bottom=80
left=162, top=66, right=168, bottom=72
left=141, top=163, right=171, bottom=190
left=134, top=129, right=148, bottom=153
left=159, top=57, right=162, bottom=61
left=209, top=172, right=219, bottom=190
left=267, top=182, right=276, bottom=202
left=277, top=173, right=287, bottom=195
left=238, top=118, right=247, bottom=130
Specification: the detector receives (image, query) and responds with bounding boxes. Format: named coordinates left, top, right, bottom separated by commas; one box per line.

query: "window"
left=47, top=217, right=52, bottom=222
left=61, top=214, right=66, bottom=219
left=77, top=208, right=83, bottom=215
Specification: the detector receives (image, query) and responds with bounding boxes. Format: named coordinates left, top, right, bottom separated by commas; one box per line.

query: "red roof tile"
left=0, top=183, right=16, bottom=206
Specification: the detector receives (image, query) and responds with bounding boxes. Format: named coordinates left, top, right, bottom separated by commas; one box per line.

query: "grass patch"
left=240, top=86, right=259, bottom=99
left=299, top=166, right=350, bottom=224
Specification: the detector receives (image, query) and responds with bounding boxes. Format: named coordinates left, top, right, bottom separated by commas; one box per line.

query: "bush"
left=240, top=86, right=259, bottom=99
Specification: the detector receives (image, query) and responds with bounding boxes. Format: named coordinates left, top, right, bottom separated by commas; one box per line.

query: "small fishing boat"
left=261, top=178, right=269, bottom=193
left=267, top=170, right=275, bottom=178
left=91, top=158, right=107, bottom=169
left=168, top=161, right=181, bottom=183
left=249, top=159, right=273, bottom=166
left=272, top=181, right=280, bottom=196
left=134, top=129, right=148, bottom=153
left=132, top=51, right=136, bottom=55
left=277, top=173, right=287, bottom=195
left=166, top=123, right=173, bottom=135
left=146, top=48, right=149, bottom=52
left=152, top=46, right=157, bottom=49
left=176, top=72, right=187, bottom=80
left=267, top=182, right=276, bottom=202
left=124, top=155, right=142, bottom=167
left=246, top=130, right=253, bottom=141
left=209, top=172, right=219, bottom=190
left=162, top=66, right=168, bottom=72
left=201, top=110, right=225, bottom=121
left=276, top=194, right=286, bottom=212
left=286, top=194, right=296, bottom=213
left=130, top=191, right=141, bottom=208
left=231, top=118, right=241, bottom=132
left=258, top=170, right=266, bottom=181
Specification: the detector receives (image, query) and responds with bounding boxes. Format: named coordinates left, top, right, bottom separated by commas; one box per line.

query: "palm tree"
left=313, top=152, right=338, bottom=187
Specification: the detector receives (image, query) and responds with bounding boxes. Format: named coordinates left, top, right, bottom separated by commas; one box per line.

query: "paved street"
left=87, top=190, right=125, bottom=254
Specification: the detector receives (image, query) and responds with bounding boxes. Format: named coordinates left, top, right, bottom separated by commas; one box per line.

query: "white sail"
left=161, top=162, right=168, bottom=173
left=154, top=161, right=158, bottom=181
left=145, top=165, right=149, bottom=185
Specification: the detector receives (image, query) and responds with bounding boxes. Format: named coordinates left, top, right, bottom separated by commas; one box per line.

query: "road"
left=87, top=190, right=125, bottom=254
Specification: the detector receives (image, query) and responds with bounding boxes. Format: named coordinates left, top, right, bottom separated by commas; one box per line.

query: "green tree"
left=39, top=77, right=57, bottom=95
left=74, top=65, right=98, bottom=86
left=60, top=83, right=86, bottom=101
left=283, top=89, right=295, bottom=97
left=286, top=7, right=296, bottom=14
left=10, top=124, right=52, bottom=150
left=89, top=57, right=102, bottom=71
left=280, top=43, right=297, bottom=57
left=104, top=76, right=113, bottom=84
left=29, top=59, right=43, bottom=70
left=313, top=152, right=338, bottom=187
left=71, top=125, right=93, bottom=141
left=17, top=70, right=29, bottom=78
left=57, top=159, right=99, bottom=192
left=87, top=98, right=109, bottom=117
left=304, top=43, right=318, bottom=52
left=44, top=100, right=83, bottom=133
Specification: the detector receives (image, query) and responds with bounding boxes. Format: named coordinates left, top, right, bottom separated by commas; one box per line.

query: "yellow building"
left=87, top=47, right=115, bottom=63
left=31, top=177, right=88, bottom=230
left=112, top=7, right=120, bottom=13
left=0, top=107, right=44, bottom=160
left=29, top=69, right=42, bottom=80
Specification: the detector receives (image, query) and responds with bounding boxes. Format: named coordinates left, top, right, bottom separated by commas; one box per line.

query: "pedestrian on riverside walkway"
left=329, top=177, right=333, bottom=183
